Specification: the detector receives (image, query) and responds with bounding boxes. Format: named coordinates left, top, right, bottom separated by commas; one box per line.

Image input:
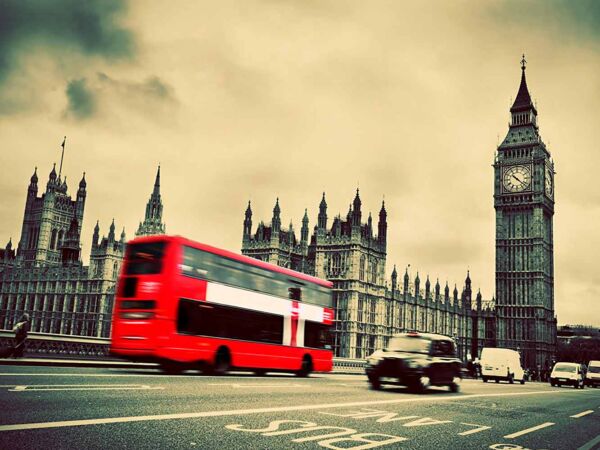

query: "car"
left=479, top=347, right=526, bottom=384
left=550, top=362, right=585, bottom=389
left=585, top=360, right=600, bottom=388
left=365, top=332, right=462, bottom=393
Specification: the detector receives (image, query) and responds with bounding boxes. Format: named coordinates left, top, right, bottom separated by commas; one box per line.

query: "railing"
left=0, top=331, right=110, bottom=359
left=0, top=331, right=367, bottom=371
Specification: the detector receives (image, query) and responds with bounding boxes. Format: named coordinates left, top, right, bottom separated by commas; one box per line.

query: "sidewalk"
left=0, top=357, right=157, bottom=369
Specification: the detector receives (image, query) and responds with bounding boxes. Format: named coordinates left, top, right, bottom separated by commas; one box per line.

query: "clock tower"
left=494, top=56, right=556, bottom=369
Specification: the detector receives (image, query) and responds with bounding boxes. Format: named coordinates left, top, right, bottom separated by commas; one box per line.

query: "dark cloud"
left=63, top=72, right=175, bottom=120
left=0, top=0, right=133, bottom=84
left=65, top=78, right=96, bottom=119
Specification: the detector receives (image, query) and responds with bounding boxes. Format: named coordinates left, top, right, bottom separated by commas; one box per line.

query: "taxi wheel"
left=368, top=376, right=381, bottom=390
left=449, top=382, right=460, bottom=393
left=520, top=378, right=526, bottom=385
left=482, top=377, right=488, bottom=383
left=495, top=379, right=500, bottom=383
left=410, top=376, right=429, bottom=394
left=508, top=374, right=514, bottom=384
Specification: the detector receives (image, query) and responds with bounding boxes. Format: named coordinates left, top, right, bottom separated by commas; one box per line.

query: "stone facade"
left=242, top=191, right=496, bottom=360
left=0, top=165, right=161, bottom=338
left=493, top=57, right=557, bottom=368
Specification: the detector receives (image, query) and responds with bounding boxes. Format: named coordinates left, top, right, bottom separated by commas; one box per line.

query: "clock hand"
left=512, top=175, right=523, bottom=183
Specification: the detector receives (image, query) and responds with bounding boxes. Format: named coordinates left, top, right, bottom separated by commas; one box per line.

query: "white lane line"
left=9, top=384, right=164, bottom=392
left=578, top=434, right=600, bottom=450
left=570, top=410, right=594, bottom=418
left=504, top=422, right=555, bottom=439
left=0, top=390, right=557, bottom=432
left=458, top=423, right=492, bottom=436
left=207, top=383, right=306, bottom=388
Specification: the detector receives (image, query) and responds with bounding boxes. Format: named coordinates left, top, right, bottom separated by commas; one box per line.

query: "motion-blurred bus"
left=110, top=235, right=334, bottom=376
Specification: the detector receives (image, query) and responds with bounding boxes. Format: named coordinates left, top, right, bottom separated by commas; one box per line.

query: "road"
left=0, top=365, right=598, bottom=449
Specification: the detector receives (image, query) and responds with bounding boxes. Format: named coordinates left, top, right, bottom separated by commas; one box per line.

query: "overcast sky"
left=0, top=1, right=598, bottom=326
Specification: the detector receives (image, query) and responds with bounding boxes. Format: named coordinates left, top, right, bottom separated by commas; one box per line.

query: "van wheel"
left=508, top=374, right=514, bottom=384
left=495, top=379, right=499, bottom=383
left=213, top=347, right=231, bottom=375
left=520, top=378, right=525, bottom=385
left=482, top=377, right=488, bottom=383
left=296, top=355, right=312, bottom=377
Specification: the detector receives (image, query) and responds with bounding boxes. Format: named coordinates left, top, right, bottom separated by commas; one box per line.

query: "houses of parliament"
left=0, top=59, right=556, bottom=367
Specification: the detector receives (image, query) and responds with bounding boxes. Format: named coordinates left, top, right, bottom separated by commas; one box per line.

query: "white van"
left=550, top=362, right=585, bottom=389
left=585, top=360, right=600, bottom=388
left=480, top=347, right=525, bottom=384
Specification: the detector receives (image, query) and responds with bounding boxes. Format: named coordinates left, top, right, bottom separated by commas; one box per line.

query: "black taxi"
left=365, top=332, right=462, bottom=393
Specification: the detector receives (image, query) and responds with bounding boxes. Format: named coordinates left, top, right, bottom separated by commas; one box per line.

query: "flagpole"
left=59, top=136, right=66, bottom=179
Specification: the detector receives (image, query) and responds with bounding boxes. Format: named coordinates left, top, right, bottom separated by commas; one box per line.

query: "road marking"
left=0, top=389, right=558, bottom=432
left=458, top=423, right=492, bottom=436
left=570, top=410, right=594, bottom=418
left=503, top=422, right=554, bottom=439
left=207, top=383, right=307, bottom=388
left=9, top=384, right=164, bottom=392
left=578, top=434, right=600, bottom=450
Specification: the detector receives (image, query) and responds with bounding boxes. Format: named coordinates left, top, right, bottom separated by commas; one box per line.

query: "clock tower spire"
left=494, top=56, right=556, bottom=369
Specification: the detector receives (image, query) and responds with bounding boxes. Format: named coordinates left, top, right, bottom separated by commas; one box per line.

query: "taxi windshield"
left=387, top=336, right=431, bottom=354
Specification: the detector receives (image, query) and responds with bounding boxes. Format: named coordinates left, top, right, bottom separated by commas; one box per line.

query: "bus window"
left=125, top=242, right=166, bottom=275
left=305, top=321, right=332, bottom=349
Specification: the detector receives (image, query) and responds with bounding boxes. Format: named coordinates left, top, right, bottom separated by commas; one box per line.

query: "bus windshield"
left=125, top=241, right=166, bottom=275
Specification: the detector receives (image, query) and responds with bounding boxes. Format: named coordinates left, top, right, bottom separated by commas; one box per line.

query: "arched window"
left=57, top=230, right=64, bottom=249
left=371, top=260, right=378, bottom=284
left=332, top=253, right=341, bottom=276
left=359, top=255, right=366, bottom=281
left=50, top=229, right=57, bottom=250
left=113, top=261, right=119, bottom=277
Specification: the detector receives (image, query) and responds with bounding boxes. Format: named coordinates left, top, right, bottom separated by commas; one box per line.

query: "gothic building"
left=136, top=166, right=166, bottom=237
left=494, top=57, right=557, bottom=367
left=0, top=163, right=163, bottom=338
left=242, top=191, right=496, bottom=359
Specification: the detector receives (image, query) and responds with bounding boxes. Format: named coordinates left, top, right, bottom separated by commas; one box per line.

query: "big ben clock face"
left=545, top=166, right=553, bottom=197
left=503, top=165, right=532, bottom=192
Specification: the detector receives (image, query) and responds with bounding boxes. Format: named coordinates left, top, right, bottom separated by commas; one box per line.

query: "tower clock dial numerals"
left=545, top=166, right=553, bottom=197
left=503, top=165, right=531, bottom=193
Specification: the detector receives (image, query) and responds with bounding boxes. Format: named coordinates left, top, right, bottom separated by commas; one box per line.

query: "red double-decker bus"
left=110, top=235, right=334, bottom=375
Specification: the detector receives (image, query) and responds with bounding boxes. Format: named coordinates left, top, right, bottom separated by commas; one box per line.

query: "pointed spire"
left=245, top=200, right=252, bottom=217
left=153, top=165, right=161, bottom=196
left=120, top=227, right=126, bottom=242
left=108, top=219, right=115, bottom=242
left=79, top=172, right=86, bottom=189
left=392, top=264, right=398, bottom=278
left=272, top=198, right=281, bottom=233
left=49, top=163, right=57, bottom=181
left=317, top=193, right=327, bottom=230
left=30, top=167, right=38, bottom=184
left=511, top=54, right=535, bottom=113
left=6, top=237, right=12, bottom=251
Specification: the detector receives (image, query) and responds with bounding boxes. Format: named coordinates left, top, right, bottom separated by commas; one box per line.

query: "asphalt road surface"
left=0, top=365, right=598, bottom=450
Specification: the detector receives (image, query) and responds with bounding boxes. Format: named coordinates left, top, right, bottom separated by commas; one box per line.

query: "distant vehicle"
left=110, top=235, right=334, bottom=376
left=365, top=332, right=462, bottom=393
left=479, top=347, right=525, bottom=384
left=550, top=362, right=585, bottom=389
left=586, top=360, right=600, bottom=388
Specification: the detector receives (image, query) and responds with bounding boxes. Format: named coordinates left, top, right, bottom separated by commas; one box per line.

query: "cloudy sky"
left=0, top=1, right=598, bottom=325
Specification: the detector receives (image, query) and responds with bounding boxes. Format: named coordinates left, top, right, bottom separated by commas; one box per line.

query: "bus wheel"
left=254, top=369, right=267, bottom=376
left=296, top=355, right=312, bottom=377
left=213, top=347, right=231, bottom=376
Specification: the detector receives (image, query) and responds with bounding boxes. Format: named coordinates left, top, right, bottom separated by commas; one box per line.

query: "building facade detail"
left=241, top=191, right=496, bottom=359
left=0, top=164, right=158, bottom=338
left=493, top=56, right=557, bottom=367
left=135, top=166, right=166, bottom=237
